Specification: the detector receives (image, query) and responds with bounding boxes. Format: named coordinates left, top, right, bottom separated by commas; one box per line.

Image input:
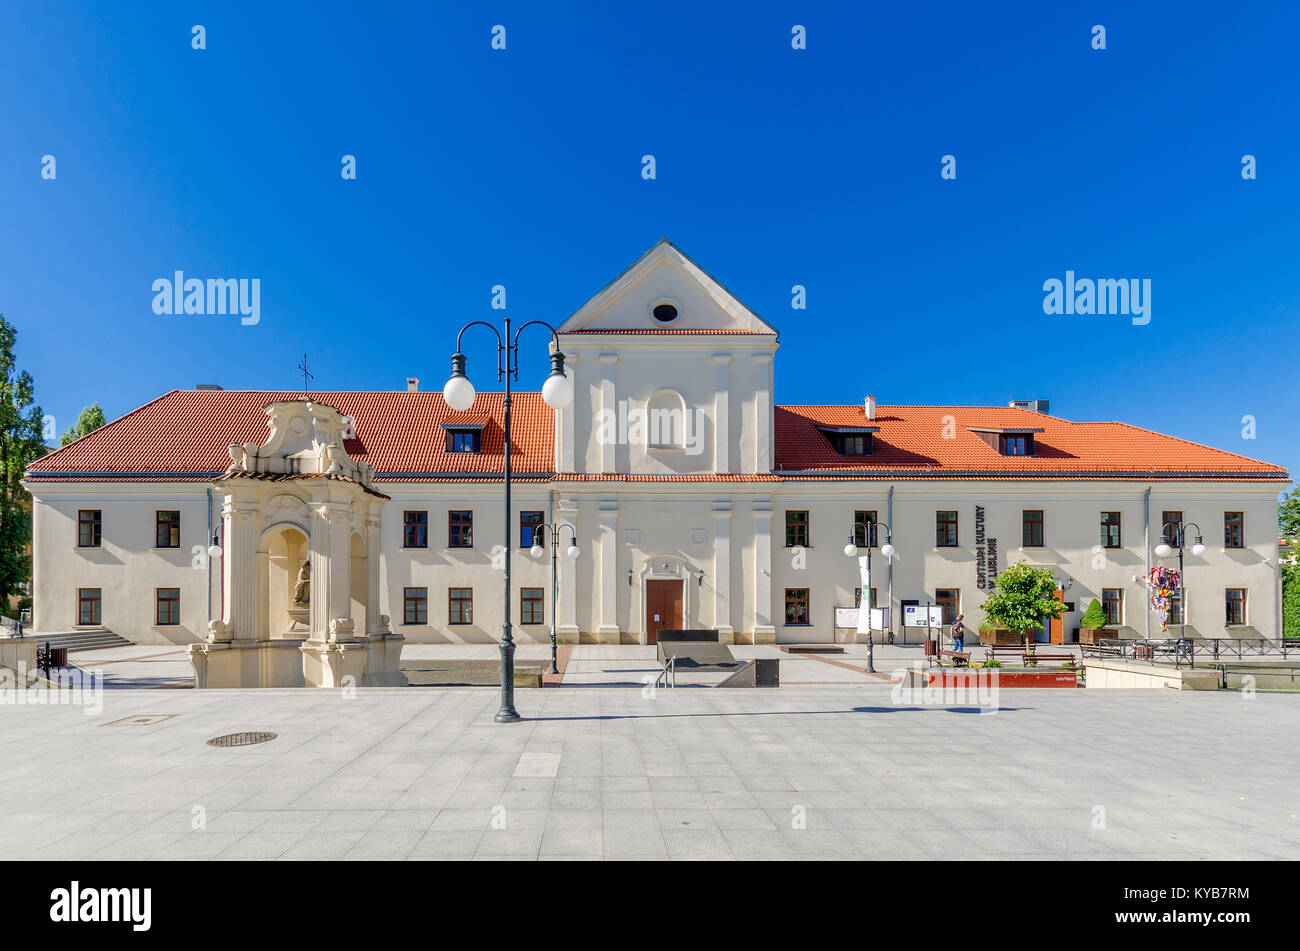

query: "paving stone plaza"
left=4, top=654, right=1297, bottom=861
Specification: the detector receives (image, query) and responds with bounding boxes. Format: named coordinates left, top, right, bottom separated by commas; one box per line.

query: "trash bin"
left=924, top=638, right=937, bottom=656
left=50, top=647, right=68, bottom=667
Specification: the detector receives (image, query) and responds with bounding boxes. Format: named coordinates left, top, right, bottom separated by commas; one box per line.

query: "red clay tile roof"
left=24, top=392, right=1287, bottom=484
left=26, top=390, right=555, bottom=480
left=775, top=406, right=1288, bottom=480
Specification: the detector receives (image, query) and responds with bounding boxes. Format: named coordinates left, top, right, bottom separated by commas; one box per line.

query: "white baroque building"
left=24, top=240, right=1290, bottom=664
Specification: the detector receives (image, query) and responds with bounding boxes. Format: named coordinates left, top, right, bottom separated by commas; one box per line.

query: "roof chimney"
left=1010, top=399, right=1049, bottom=414
left=196, top=384, right=223, bottom=390
left=865, top=395, right=876, bottom=420
left=406, top=378, right=419, bottom=393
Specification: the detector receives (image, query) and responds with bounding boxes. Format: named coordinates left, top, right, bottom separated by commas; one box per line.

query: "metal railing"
left=655, top=656, right=676, bottom=689
left=1096, top=636, right=1300, bottom=670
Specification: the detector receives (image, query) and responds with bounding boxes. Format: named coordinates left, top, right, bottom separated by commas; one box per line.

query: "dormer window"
left=818, top=426, right=877, bottom=457
left=834, top=433, right=871, bottom=456
left=445, top=428, right=482, bottom=453
left=968, top=427, right=1043, bottom=456
left=1000, top=434, right=1031, bottom=456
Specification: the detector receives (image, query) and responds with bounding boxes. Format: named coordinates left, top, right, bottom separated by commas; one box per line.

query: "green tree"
left=979, top=560, right=1066, bottom=633
left=0, top=315, right=47, bottom=609
left=1280, top=489, right=1300, bottom=544
left=1284, top=562, right=1300, bottom=640
left=60, top=402, right=106, bottom=445
left=1080, top=598, right=1108, bottom=629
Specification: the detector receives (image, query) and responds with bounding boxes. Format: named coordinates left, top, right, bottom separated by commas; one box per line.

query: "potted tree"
left=1078, top=598, right=1115, bottom=645
left=978, top=561, right=1066, bottom=648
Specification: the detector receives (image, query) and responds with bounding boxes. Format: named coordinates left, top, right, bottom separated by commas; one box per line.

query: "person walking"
left=950, top=614, right=965, bottom=654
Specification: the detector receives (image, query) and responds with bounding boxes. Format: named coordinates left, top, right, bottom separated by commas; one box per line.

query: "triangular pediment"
left=557, top=239, right=778, bottom=336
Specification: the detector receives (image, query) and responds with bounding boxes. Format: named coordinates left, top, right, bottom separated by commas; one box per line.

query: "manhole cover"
left=105, top=714, right=176, bottom=726
left=207, top=731, right=277, bottom=748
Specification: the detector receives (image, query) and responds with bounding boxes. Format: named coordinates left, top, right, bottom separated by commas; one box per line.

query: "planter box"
left=977, top=628, right=1027, bottom=647
left=928, top=669, right=1077, bottom=689
left=1079, top=628, right=1117, bottom=645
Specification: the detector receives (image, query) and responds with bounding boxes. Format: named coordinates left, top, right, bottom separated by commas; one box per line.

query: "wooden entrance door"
left=645, top=580, right=683, bottom=645
left=1049, top=588, right=1065, bottom=644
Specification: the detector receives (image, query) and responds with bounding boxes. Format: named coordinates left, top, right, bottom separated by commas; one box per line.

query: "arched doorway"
left=264, top=524, right=309, bottom=639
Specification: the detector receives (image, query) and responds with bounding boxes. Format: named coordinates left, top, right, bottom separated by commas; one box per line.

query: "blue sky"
left=2, top=1, right=1297, bottom=482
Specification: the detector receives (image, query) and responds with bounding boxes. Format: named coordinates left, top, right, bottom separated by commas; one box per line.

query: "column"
left=366, top=509, right=382, bottom=632
left=558, top=498, right=580, bottom=639
left=753, top=355, right=773, bottom=473
left=559, top=353, right=579, bottom=473
left=752, top=500, right=776, bottom=641
left=713, top=353, right=731, bottom=473
left=309, top=502, right=352, bottom=640
left=599, top=353, right=618, bottom=473
left=221, top=499, right=259, bottom=642
left=596, top=500, right=620, bottom=639
left=712, top=503, right=733, bottom=637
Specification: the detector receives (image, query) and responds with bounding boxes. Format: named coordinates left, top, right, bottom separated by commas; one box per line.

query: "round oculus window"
left=652, top=303, right=679, bottom=323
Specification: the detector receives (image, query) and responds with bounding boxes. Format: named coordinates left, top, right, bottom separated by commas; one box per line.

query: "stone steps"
left=24, top=630, right=133, bottom=652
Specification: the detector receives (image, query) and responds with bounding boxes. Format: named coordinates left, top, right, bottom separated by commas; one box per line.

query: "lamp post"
left=1154, top=521, right=1205, bottom=659
left=530, top=522, right=580, bottom=675
left=444, top=317, right=572, bottom=723
left=844, top=519, right=894, bottom=673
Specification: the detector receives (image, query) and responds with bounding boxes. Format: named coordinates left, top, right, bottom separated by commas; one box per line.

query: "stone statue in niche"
left=293, top=561, right=311, bottom=605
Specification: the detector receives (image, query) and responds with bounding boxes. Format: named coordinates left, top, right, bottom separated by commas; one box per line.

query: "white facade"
left=26, top=241, right=1289, bottom=647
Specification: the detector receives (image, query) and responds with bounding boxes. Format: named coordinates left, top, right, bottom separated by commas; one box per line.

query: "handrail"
left=654, top=655, right=676, bottom=689
left=1096, top=636, right=1299, bottom=668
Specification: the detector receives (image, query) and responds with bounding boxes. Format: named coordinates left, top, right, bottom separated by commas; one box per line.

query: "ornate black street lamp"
left=1155, top=521, right=1205, bottom=661
left=444, top=317, right=572, bottom=723
left=843, top=519, right=894, bottom=673
left=529, top=522, right=580, bottom=674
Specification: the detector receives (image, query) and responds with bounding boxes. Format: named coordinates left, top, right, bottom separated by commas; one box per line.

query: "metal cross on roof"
left=297, top=354, right=314, bottom=392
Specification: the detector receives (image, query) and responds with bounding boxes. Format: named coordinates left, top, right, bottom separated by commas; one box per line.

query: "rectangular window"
left=999, top=434, right=1031, bottom=456
left=935, top=588, right=960, bottom=626
left=784, top=588, right=810, bottom=625
left=521, top=587, right=544, bottom=624
left=1225, top=588, right=1246, bottom=626
left=403, top=587, right=427, bottom=625
left=403, top=511, right=428, bottom=549
left=785, top=510, right=809, bottom=547
left=1224, top=512, right=1244, bottom=549
left=1167, top=592, right=1182, bottom=626
left=449, top=587, right=473, bottom=625
left=449, top=511, right=473, bottom=548
left=445, top=429, right=481, bottom=453
left=853, top=587, right=878, bottom=609
left=156, top=588, right=180, bottom=625
left=1100, top=511, right=1122, bottom=548
left=77, top=588, right=102, bottom=625
left=835, top=433, right=871, bottom=456
left=1161, top=511, right=1182, bottom=546
left=936, top=511, right=958, bottom=548
left=852, top=510, right=878, bottom=548
left=155, top=510, right=180, bottom=548
left=78, top=510, right=102, bottom=548
left=520, top=511, right=544, bottom=548
left=1101, top=588, right=1123, bottom=626
left=1022, top=510, right=1044, bottom=547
